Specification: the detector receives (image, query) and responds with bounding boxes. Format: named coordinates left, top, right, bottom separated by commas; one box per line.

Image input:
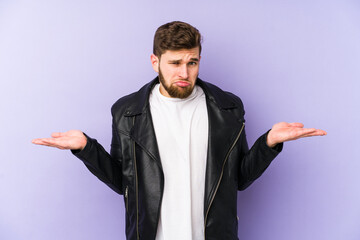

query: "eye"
left=188, top=62, right=197, bottom=66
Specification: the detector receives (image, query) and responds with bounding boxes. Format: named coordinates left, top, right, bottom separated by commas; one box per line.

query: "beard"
left=158, top=68, right=196, bottom=99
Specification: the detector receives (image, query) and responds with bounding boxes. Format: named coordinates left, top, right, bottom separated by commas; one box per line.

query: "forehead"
left=160, top=47, right=200, bottom=60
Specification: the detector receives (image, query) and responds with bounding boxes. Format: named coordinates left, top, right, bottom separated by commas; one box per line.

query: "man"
left=32, top=21, right=326, bottom=240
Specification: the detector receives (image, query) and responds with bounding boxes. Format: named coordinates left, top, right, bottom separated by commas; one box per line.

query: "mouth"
left=174, top=81, right=191, bottom=87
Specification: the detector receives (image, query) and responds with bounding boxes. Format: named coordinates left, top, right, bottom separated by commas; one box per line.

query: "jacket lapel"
left=125, top=78, right=163, bottom=170
left=130, top=107, right=162, bottom=170
left=198, top=80, right=244, bottom=214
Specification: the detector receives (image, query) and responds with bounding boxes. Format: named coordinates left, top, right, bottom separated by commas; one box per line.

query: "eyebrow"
left=168, top=58, right=199, bottom=63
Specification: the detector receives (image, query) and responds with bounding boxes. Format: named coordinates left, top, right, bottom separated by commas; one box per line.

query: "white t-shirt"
left=149, top=84, right=208, bottom=240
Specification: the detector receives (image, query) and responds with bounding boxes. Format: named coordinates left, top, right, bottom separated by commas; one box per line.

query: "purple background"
left=1, top=1, right=359, bottom=239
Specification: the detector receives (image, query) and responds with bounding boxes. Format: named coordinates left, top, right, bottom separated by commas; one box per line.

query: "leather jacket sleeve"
left=237, top=129, right=283, bottom=190
left=72, top=120, right=123, bottom=195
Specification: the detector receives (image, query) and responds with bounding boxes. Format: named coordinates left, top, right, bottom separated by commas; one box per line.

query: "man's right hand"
left=32, top=130, right=87, bottom=151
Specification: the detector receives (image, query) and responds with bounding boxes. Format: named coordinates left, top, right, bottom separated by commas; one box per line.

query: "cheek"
left=190, top=67, right=199, bottom=77
left=159, top=63, right=169, bottom=74
left=163, top=68, right=177, bottom=78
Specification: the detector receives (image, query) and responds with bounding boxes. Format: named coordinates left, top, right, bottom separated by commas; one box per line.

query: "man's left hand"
left=266, top=122, right=327, bottom=148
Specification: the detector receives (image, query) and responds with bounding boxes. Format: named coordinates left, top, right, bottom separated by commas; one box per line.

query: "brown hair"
left=153, top=21, right=202, bottom=57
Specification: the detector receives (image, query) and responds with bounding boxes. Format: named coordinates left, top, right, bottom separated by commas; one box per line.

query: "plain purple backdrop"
left=1, top=1, right=359, bottom=240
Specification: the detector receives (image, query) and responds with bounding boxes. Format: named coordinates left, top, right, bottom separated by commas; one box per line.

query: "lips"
left=175, top=81, right=191, bottom=87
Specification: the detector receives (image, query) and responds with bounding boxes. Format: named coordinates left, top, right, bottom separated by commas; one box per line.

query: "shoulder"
left=111, top=92, right=138, bottom=116
left=198, top=79, right=245, bottom=114
left=223, top=91, right=245, bottom=110
left=111, top=78, right=158, bottom=118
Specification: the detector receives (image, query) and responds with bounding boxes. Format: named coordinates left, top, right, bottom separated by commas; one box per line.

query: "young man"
left=33, top=21, right=326, bottom=240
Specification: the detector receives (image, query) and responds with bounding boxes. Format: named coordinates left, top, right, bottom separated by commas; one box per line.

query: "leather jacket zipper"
left=125, top=186, right=129, bottom=212
left=204, top=122, right=245, bottom=239
left=133, top=117, right=140, bottom=240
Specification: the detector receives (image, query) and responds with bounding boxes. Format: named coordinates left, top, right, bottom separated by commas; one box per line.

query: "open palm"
left=32, top=130, right=87, bottom=150
left=266, top=122, right=327, bottom=148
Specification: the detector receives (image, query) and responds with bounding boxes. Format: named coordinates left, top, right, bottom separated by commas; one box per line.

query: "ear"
left=151, top=54, right=159, bottom=73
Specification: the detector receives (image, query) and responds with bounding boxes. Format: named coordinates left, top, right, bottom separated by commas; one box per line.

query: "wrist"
left=78, top=133, right=88, bottom=151
left=266, top=130, right=278, bottom=148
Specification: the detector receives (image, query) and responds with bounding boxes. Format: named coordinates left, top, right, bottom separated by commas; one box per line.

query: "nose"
left=178, top=64, right=189, bottom=79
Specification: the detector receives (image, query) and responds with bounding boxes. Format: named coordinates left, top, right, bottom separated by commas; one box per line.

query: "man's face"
left=151, top=47, right=200, bottom=99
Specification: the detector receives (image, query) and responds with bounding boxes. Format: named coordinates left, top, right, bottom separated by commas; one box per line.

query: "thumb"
left=288, top=122, right=304, bottom=128
left=51, top=132, right=65, bottom=138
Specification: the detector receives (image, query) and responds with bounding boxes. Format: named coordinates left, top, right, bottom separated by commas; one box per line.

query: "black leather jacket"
left=74, top=77, right=282, bottom=240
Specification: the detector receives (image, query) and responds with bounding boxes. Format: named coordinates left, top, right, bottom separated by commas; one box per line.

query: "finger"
left=32, top=138, right=54, bottom=145
left=300, top=128, right=327, bottom=135
left=34, top=138, right=64, bottom=146
left=287, top=128, right=317, bottom=140
left=293, top=130, right=327, bottom=139
left=32, top=139, right=55, bottom=146
left=32, top=138, right=67, bottom=149
left=303, top=129, right=327, bottom=136
left=36, top=142, right=66, bottom=149
left=32, top=138, right=48, bottom=144
left=296, top=128, right=317, bottom=135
